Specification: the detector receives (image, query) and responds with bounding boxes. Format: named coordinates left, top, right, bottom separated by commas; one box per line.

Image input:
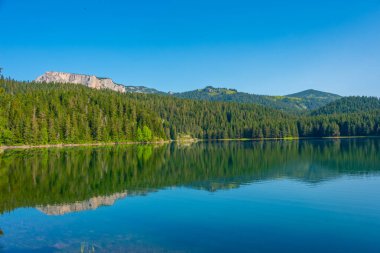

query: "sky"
left=0, top=0, right=380, bottom=96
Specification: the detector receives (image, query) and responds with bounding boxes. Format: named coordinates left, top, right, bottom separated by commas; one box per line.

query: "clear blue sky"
left=1, top=0, right=380, bottom=96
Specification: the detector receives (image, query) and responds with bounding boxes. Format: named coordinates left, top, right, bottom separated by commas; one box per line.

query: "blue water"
left=0, top=139, right=380, bottom=252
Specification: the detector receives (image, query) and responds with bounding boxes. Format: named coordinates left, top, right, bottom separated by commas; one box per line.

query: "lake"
left=0, top=139, right=380, bottom=252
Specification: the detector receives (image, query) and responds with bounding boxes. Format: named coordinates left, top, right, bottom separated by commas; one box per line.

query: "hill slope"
left=311, top=96, right=380, bottom=115
left=287, top=89, right=341, bottom=110
left=173, top=86, right=341, bottom=112
left=287, top=89, right=340, bottom=99
left=124, top=85, right=165, bottom=94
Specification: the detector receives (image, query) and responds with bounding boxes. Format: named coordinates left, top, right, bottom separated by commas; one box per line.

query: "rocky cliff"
left=35, top=71, right=126, bottom=93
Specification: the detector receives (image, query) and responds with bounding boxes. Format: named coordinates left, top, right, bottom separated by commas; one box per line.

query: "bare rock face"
left=35, top=71, right=126, bottom=93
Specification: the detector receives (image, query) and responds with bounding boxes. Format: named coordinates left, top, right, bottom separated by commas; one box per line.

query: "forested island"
left=0, top=75, right=379, bottom=146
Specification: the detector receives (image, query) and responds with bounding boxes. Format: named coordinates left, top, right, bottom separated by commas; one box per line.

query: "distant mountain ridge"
left=35, top=71, right=341, bottom=112
left=124, top=85, right=165, bottom=94
left=285, top=89, right=342, bottom=111
left=287, top=89, right=340, bottom=99
left=173, top=86, right=341, bottom=111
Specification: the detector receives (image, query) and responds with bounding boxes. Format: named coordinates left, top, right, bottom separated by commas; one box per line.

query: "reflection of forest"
left=0, top=139, right=379, bottom=214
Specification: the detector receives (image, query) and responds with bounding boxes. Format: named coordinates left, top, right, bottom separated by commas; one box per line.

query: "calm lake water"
left=1, top=139, right=380, bottom=252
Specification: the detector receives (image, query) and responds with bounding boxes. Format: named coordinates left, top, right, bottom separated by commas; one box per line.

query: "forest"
left=0, top=77, right=379, bottom=145
left=311, top=96, right=380, bottom=115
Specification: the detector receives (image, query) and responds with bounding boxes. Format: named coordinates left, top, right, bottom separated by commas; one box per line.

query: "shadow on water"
left=0, top=138, right=380, bottom=214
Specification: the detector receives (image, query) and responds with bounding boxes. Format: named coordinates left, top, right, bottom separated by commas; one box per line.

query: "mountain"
left=173, top=86, right=341, bottom=112
left=287, top=89, right=340, bottom=99
left=286, top=89, right=342, bottom=110
left=124, top=85, right=165, bottom=94
left=36, top=71, right=126, bottom=92
left=35, top=71, right=164, bottom=95
left=35, top=72, right=341, bottom=112
left=311, top=96, right=380, bottom=115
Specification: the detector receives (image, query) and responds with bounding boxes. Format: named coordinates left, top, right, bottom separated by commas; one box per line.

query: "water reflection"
left=37, top=191, right=128, bottom=215
left=0, top=138, right=379, bottom=215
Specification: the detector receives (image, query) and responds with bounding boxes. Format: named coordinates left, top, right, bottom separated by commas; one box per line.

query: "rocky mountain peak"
left=35, top=71, right=126, bottom=93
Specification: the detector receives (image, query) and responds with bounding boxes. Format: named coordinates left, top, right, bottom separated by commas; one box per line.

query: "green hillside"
left=312, top=96, right=380, bottom=115
left=173, top=86, right=341, bottom=112
left=286, top=89, right=341, bottom=110
left=287, top=89, right=340, bottom=99
left=124, top=85, right=166, bottom=94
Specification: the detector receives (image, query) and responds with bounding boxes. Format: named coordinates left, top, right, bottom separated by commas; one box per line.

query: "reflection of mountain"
left=0, top=139, right=380, bottom=214
left=37, top=192, right=128, bottom=215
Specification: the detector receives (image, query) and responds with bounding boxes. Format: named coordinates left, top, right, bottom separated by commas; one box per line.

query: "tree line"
left=311, top=96, right=380, bottom=115
left=0, top=77, right=379, bottom=145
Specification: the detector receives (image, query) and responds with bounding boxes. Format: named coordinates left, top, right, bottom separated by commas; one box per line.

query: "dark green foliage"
left=129, top=92, right=300, bottom=139
left=311, top=96, right=380, bottom=115
left=130, top=92, right=380, bottom=139
left=0, top=78, right=379, bottom=146
left=0, top=78, right=166, bottom=145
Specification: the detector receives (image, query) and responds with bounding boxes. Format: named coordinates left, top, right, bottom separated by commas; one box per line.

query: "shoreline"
left=0, top=136, right=378, bottom=150
left=0, top=140, right=171, bottom=150
left=204, top=136, right=379, bottom=141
